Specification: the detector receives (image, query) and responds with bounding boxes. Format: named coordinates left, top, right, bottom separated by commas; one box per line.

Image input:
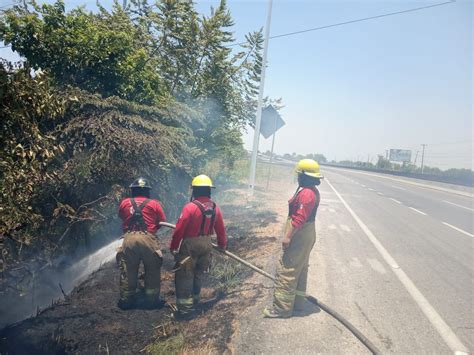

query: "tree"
left=0, top=1, right=164, bottom=103
left=0, top=61, right=67, bottom=249
left=376, top=155, right=392, bottom=169
left=0, top=0, right=266, bottom=167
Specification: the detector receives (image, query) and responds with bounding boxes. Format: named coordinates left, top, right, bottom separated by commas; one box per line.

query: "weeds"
left=143, top=321, right=185, bottom=355
left=210, top=256, right=245, bottom=293
left=144, top=333, right=185, bottom=355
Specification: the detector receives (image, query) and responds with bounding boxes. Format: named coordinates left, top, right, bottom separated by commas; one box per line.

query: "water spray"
left=159, top=222, right=381, bottom=355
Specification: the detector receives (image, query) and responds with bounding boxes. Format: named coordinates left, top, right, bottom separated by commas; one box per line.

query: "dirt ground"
left=0, top=164, right=294, bottom=354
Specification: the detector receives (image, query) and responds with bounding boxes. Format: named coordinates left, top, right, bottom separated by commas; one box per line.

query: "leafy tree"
left=0, top=0, right=265, bottom=167
left=0, top=61, right=67, bottom=251
left=376, top=155, right=392, bottom=169
left=0, top=1, right=164, bottom=103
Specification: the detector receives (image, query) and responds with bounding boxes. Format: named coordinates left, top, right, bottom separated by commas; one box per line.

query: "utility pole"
left=248, top=0, right=273, bottom=194
left=413, top=150, right=419, bottom=166
left=265, top=115, right=278, bottom=190
left=420, top=144, right=427, bottom=174
left=123, top=0, right=127, bottom=8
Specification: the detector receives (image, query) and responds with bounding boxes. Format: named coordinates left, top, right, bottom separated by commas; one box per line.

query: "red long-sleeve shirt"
left=288, top=187, right=320, bottom=229
left=118, top=196, right=166, bottom=234
left=170, top=197, right=226, bottom=250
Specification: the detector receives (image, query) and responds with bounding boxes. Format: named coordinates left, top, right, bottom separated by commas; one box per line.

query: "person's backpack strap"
left=288, top=187, right=302, bottom=217
left=130, top=198, right=138, bottom=213
left=129, top=198, right=152, bottom=231
left=192, top=200, right=216, bottom=236
left=209, top=202, right=217, bottom=235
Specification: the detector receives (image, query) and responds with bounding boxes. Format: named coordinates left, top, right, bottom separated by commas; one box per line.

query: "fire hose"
left=159, top=222, right=380, bottom=355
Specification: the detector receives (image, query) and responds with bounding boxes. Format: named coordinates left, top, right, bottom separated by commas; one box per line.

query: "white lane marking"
left=361, top=184, right=366, bottom=188
left=329, top=208, right=336, bottom=213
left=377, top=192, right=384, bottom=196
left=442, top=222, right=474, bottom=238
left=389, top=198, right=402, bottom=204
left=340, top=224, right=351, bottom=232
left=367, top=258, right=387, bottom=274
left=328, top=224, right=337, bottom=230
left=409, top=207, right=427, bottom=216
left=368, top=188, right=375, bottom=191
left=391, top=185, right=407, bottom=191
left=442, top=200, right=474, bottom=212
left=350, top=257, right=363, bottom=268
left=324, top=167, right=473, bottom=198
left=325, top=178, right=469, bottom=354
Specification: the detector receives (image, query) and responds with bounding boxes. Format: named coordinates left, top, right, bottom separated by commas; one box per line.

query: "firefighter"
left=116, top=177, right=166, bottom=310
left=170, top=174, right=227, bottom=320
left=263, top=159, right=322, bottom=318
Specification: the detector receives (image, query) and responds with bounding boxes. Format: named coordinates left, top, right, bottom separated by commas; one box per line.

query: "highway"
left=236, top=166, right=473, bottom=354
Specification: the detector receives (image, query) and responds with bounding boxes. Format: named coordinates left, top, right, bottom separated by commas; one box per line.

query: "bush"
left=0, top=62, right=198, bottom=268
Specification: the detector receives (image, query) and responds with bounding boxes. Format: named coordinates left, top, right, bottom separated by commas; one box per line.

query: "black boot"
left=143, top=298, right=166, bottom=310
left=117, top=298, right=135, bottom=310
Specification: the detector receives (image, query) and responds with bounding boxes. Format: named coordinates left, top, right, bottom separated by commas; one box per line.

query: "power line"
left=425, top=140, right=473, bottom=146
left=406, top=141, right=472, bottom=151
left=228, top=0, right=456, bottom=47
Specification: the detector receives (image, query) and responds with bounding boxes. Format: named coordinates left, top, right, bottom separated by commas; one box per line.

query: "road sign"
left=260, top=105, right=285, bottom=139
left=389, top=149, right=412, bottom=162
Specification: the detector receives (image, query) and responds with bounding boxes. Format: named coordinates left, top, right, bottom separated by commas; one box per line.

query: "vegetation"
left=274, top=152, right=327, bottom=163
left=210, top=255, right=245, bottom=293
left=0, top=0, right=268, bottom=271
left=335, top=156, right=473, bottom=185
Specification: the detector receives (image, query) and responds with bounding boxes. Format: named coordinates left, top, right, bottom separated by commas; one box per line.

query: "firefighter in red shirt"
left=170, top=175, right=227, bottom=320
left=116, top=177, right=166, bottom=310
left=263, top=159, right=322, bottom=318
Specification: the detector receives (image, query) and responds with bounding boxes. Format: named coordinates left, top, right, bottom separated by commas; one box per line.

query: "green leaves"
left=0, top=1, right=164, bottom=103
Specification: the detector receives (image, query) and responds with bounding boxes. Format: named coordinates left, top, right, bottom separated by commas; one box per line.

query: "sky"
left=1, top=0, right=472, bottom=169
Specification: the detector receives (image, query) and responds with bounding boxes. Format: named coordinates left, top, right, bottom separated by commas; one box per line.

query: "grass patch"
left=145, top=333, right=185, bottom=355
left=210, top=256, right=246, bottom=293
left=143, top=321, right=185, bottom=355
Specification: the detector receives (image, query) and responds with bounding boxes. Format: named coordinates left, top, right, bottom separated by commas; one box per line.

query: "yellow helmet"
left=295, top=159, right=323, bottom=179
left=191, top=174, right=215, bottom=188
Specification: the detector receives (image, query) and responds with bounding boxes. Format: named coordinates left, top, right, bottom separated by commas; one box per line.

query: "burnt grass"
left=0, top=200, right=278, bottom=354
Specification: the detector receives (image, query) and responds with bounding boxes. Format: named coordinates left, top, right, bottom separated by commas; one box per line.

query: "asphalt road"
left=234, top=166, right=473, bottom=354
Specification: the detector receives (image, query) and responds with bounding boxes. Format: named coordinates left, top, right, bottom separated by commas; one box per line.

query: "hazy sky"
left=1, top=0, right=472, bottom=169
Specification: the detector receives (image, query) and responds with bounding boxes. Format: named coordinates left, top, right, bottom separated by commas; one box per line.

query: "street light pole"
left=420, top=144, right=427, bottom=174
left=248, top=0, right=273, bottom=194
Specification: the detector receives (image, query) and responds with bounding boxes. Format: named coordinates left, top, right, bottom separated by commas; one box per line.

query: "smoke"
left=0, top=238, right=122, bottom=329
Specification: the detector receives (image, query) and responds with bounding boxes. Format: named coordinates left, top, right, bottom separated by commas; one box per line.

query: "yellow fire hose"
left=159, top=222, right=380, bottom=355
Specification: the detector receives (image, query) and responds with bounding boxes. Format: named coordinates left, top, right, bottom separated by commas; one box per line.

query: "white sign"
left=389, top=149, right=412, bottom=162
